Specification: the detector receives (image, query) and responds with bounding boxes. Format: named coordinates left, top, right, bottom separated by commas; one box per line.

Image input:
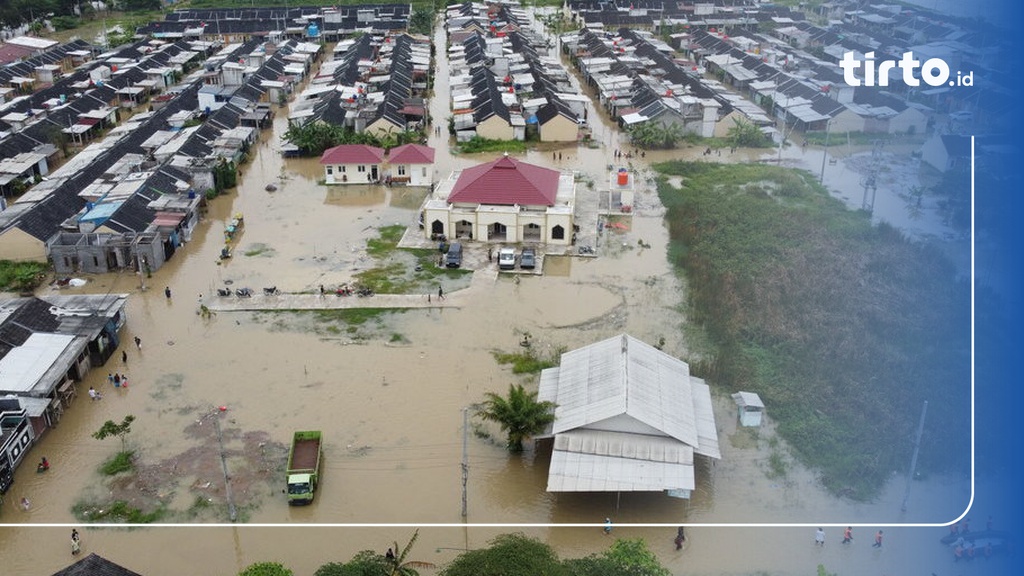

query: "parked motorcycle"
left=235, top=287, right=253, bottom=297
left=356, top=287, right=374, bottom=297
left=335, top=285, right=353, bottom=297
left=216, top=288, right=232, bottom=297
left=578, top=245, right=595, bottom=255
left=263, top=286, right=279, bottom=295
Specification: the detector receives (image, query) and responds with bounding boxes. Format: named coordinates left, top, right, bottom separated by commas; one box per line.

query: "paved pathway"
left=205, top=268, right=497, bottom=312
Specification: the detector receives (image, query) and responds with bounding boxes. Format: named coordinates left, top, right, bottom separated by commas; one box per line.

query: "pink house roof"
left=320, top=144, right=385, bottom=165
left=388, top=143, right=435, bottom=165
left=448, top=155, right=560, bottom=206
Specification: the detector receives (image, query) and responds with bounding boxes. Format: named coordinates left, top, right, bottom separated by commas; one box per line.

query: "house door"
left=487, top=222, right=507, bottom=241
left=455, top=220, right=473, bottom=239
left=371, top=166, right=379, bottom=181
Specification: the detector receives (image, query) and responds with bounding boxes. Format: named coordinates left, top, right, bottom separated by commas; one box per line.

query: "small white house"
left=320, top=144, right=385, bottom=184
left=732, top=392, right=765, bottom=428
left=386, top=144, right=435, bottom=187
left=920, top=134, right=971, bottom=173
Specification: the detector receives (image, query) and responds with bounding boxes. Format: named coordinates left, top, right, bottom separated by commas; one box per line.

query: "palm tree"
left=478, top=384, right=556, bottom=452
left=385, top=530, right=435, bottom=576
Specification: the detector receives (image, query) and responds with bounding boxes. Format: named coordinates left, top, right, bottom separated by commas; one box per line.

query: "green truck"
left=286, top=430, right=322, bottom=505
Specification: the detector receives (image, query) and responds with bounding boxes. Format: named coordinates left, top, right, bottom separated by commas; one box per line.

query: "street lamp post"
left=461, top=406, right=469, bottom=518
left=819, top=119, right=832, bottom=183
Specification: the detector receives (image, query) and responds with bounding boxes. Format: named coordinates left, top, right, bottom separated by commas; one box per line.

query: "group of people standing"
left=814, top=526, right=883, bottom=548
left=106, top=372, right=130, bottom=389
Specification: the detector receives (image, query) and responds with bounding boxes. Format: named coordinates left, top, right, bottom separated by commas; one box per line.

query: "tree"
left=385, top=529, right=435, bottom=576
left=478, top=384, right=555, bottom=452
left=440, top=533, right=567, bottom=576
left=92, top=414, right=135, bottom=453
left=563, top=539, right=670, bottom=576
left=314, top=530, right=433, bottom=576
left=726, top=117, right=771, bottom=148
left=626, top=122, right=660, bottom=149
left=602, top=539, right=671, bottom=576
left=239, top=562, right=293, bottom=576
left=407, top=7, right=435, bottom=36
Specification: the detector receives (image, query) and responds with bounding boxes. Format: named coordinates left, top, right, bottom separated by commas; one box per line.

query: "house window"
left=422, top=167, right=427, bottom=177
left=551, top=225, right=565, bottom=240
left=357, top=165, right=366, bottom=173
left=397, top=165, right=407, bottom=176
left=339, top=165, right=346, bottom=173
left=326, top=167, right=333, bottom=175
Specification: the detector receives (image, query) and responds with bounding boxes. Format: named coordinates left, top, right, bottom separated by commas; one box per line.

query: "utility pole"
left=777, top=117, right=795, bottom=164
left=135, top=238, right=146, bottom=292
left=819, top=119, right=831, bottom=183
left=901, top=400, right=928, bottom=512
left=460, top=407, right=469, bottom=519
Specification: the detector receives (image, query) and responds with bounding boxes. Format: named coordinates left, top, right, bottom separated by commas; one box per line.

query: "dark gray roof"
left=0, top=298, right=59, bottom=357
left=50, top=553, right=143, bottom=576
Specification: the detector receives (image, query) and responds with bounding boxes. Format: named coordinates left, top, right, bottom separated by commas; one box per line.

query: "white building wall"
left=324, top=162, right=380, bottom=184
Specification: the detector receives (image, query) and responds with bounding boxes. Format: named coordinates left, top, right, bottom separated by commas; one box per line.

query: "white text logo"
left=839, top=51, right=973, bottom=87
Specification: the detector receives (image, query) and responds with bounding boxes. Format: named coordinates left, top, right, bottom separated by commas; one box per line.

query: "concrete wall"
left=0, top=228, right=47, bottom=262
left=365, top=117, right=403, bottom=138
left=324, top=162, right=381, bottom=184
left=888, top=108, right=927, bottom=135
left=475, top=115, right=514, bottom=140
left=829, top=109, right=865, bottom=133
left=422, top=206, right=574, bottom=246
left=540, top=114, right=579, bottom=142
left=393, top=163, right=432, bottom=186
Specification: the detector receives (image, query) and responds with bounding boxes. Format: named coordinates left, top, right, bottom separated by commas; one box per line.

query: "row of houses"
left=563, top=0, right=1007, bottom=136
left=138, top=4, right=412, bottom=43
left=566, top=0, right=807, bottom=32
left=0, top=293, right=128, bottom=495
left=0, top=34, right=317, bottom=269
left=446, top=2, right=588, bottom=142
left=565, top=27, right=755, bottom=138
left=0, top=25, right=344, bottom=494
left=286, top=32, right=431, bottom=148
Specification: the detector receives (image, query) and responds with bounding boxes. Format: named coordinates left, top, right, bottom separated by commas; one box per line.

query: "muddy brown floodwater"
left=1, top=11, right=982, bottom=576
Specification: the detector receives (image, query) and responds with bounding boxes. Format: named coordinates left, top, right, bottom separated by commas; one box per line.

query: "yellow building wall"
left=365, top=118, right=403, bottom=138
left=475, top=115, right=514, bottom=140
left=540, top=115, right=579, bottom=142
left=713, top=110, right=746, bottom=138
left=0, top=227, right=48, bottom=262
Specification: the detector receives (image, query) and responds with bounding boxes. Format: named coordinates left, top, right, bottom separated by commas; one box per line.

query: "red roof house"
left=447, top=155, right=559, bottom=206
left=387, top=144, right=435, bottom=186
left=320, top=144, right=385, bottom=165
left=320, top=144, right=386, bottom=184
left=388, top=143, right=435, bottom=165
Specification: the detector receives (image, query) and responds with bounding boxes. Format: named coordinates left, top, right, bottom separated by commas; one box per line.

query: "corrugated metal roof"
left=548, top=430, right=696, bottom=492
left=539, top=334, right=720, bottom=494
left=548, top=334, right=700, bottom=448
left=0, top=333, right=76, bottom=393
left=732, top=391, right=765, bottom=409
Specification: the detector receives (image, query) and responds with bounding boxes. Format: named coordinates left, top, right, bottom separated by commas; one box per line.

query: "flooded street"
left=0, top=12, right=979, bottom=576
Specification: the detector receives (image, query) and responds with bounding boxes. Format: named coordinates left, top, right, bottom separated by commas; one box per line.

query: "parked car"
left=949, top=111, right=973, bottom=122
left=445, top=242, right=463, bottom=268
left=520, top=248, right=536, bottom=269
left=497, top=247, right=516, bottom=270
